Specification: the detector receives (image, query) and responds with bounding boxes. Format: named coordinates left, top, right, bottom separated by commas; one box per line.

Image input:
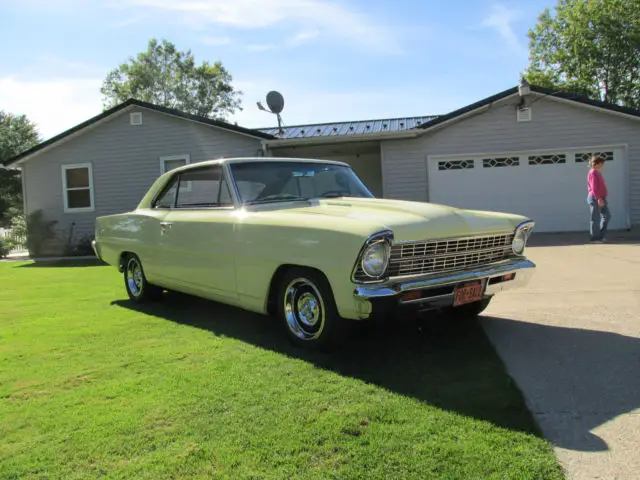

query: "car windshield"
left=228, top=161, right=375, bottom=204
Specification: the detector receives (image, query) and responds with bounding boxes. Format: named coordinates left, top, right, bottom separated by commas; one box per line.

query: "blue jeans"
left=587, top=195, right=611, bottom=240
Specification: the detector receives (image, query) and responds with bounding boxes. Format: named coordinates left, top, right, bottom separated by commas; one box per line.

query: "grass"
left=0, top=260, right=563, bottom=479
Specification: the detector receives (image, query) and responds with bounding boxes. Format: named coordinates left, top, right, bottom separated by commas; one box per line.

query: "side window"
left=153, top=176, right=179, bottom=208
left=175, top=166, right=233, bottom=208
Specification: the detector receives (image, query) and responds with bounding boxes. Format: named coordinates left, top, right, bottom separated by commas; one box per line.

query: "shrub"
left=0, top=238, right=9, bottom=259
left=8, top=210, right=58, bottom=257
left=64, top=234, right=95, bottom=257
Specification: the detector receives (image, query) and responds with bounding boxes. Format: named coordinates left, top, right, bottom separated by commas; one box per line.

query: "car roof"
left=171, top=156, right=351, bottom=173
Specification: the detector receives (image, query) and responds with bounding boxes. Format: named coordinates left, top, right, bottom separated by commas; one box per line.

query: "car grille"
left=386, top=233, right=515, bottom=278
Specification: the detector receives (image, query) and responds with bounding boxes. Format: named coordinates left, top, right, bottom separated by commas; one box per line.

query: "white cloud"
left=289, top=29, right=320, bottom=46
left=202, top=36, right=232, bottom=46
left=0, top=77, right=103, bottom=140
left=246, top=44, right=277, bottom=52
left=480, top=3, right=527, bottom=56
left=124, top=0, right=402, bottom=54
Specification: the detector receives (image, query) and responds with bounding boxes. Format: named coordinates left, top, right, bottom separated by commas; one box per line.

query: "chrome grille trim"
left=387, top=233, right=515, bottom=278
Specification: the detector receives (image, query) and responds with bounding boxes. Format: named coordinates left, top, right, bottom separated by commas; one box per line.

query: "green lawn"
left=0, top=260, right=563, bottom=479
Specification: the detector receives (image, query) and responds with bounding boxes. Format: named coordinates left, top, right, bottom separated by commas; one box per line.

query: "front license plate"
left=453, top=280, right=484, bottom=307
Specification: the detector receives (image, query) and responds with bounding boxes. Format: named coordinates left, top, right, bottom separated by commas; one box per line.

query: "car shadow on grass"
left=17, top=259, right=107, bottom=268
left=111, top=292, right=546, bottom=440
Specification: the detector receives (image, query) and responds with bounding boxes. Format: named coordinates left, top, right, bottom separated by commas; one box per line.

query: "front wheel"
left=277, top=268, right=348, bottom=350
left=123, top=254, right=163, bottom=303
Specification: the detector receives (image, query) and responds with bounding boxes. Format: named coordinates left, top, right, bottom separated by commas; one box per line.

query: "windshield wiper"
left=246, top=194, right=309, bottom=205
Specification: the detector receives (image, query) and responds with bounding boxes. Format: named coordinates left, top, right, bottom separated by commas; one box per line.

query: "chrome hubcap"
left=284, top=278, right=325, bottom=341
left=126, top=258, right=144, bottom=297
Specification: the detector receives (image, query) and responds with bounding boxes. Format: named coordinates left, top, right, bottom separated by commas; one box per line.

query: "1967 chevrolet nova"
left=93, top=157, right=536, bottom=349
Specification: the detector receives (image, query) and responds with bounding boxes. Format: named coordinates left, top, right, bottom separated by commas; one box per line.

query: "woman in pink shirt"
left=587, top=155, right=611, bottom=243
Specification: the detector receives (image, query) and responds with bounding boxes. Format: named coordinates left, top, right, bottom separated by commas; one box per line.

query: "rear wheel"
left=123, top=254, right=163, bottom=303
left=277, top=268, right=347, bottom=350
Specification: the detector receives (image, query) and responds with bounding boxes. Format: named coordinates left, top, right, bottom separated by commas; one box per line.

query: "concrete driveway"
left=481, top=232, right=640, bottom=480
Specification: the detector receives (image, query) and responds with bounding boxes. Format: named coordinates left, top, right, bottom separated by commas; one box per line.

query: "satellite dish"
left=266, top=91, right=284, bottom=114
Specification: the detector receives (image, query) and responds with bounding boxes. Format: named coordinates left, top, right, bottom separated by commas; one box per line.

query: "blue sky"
left=0, top=0, right=553, bottom=139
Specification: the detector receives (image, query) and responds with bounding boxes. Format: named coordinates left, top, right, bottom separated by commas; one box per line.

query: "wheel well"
left=118, top=251, right=133, bottom=272
left=266, top=264, right=330, bottom=317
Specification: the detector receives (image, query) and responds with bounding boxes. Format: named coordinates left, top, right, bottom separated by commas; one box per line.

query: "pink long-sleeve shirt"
left=587, top=168, right=608, bottom=199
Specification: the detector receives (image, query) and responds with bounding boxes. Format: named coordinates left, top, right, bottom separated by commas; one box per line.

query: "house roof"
left=3, top=98, right=275, bottom=166
left=258, top=115, right=439, bottom=139
left=416, top=85, right=640, bottom=132
left=6, top=84, right=640, bottom=166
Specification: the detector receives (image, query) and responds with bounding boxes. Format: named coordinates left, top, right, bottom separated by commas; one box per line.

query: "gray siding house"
left=5, top=84, right=640, bottom=255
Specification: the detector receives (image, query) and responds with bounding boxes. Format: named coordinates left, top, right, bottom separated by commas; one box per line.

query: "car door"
left=134, top=174, right=179, bottom=286
left=159, top=164, right=238, bottom=300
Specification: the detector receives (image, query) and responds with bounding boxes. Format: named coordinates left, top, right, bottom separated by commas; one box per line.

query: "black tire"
left=446, top=297, right=492, bottom=321
left=123, top=254, right=163, bottom=303
left=276, top=268, right=348, bottom=351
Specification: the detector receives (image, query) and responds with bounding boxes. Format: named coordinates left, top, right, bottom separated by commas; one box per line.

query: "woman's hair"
left=589, top=154, right=605, bottom=168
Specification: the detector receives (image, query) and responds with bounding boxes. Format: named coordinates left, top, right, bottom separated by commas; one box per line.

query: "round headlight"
left=512, top=229, right=526, bottom=255
left=361, top=241, right=390, bottom=277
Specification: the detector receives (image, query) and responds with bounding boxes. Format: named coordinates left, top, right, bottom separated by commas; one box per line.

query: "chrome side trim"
left=354, top=258, right=536, bottom=298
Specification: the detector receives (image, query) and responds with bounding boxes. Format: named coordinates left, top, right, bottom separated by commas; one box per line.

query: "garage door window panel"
left=575, top=151, right=614, bottom=163
left=528, top=154, right=566, bottom=165
left=483, top=157, right=520, bottom=168
left=62, top=163, right=94, bottom=212
left=438, top=160, right=475, bottom=171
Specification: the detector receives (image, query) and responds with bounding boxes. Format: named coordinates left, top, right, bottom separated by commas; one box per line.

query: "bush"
left=8, top=210, right=58, bottom=257
left=0, top=238, right=9, bottom=259
left=64, top=234, right=95, bottom=257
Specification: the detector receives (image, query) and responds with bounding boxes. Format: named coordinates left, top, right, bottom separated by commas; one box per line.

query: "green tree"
left=525, top=0, right=640, bottom=108
left=101, top=38, right=243, bottom=120
left=0, top=111, right=40, bottom=227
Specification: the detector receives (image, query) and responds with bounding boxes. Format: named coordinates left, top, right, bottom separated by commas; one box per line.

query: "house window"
left=160, top=154, right=190, bottom=174
left=62, top=163, right=94, bottom=212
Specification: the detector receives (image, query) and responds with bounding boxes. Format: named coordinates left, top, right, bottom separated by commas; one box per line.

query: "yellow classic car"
left=93, top=157, right=536, bottom=349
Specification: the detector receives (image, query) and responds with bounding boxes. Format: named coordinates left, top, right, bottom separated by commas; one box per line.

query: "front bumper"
left=353, top=258, right=535, bottom=317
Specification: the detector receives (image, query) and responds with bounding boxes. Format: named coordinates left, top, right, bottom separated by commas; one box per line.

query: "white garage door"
left=427, top=148, right=628, bottom=233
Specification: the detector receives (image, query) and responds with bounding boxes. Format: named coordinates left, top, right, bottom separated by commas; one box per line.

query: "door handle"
left=160, top=222, right=173, bottom=233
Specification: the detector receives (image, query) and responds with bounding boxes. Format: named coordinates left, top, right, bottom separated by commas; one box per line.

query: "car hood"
left=247, top=197, right=529, bottom=241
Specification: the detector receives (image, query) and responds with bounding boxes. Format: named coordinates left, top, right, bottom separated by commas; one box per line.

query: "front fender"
left=233, top=222, right=374, bottom=318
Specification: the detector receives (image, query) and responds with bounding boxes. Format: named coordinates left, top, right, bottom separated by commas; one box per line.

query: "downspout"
left=20, top=166, right=28, bottom=216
